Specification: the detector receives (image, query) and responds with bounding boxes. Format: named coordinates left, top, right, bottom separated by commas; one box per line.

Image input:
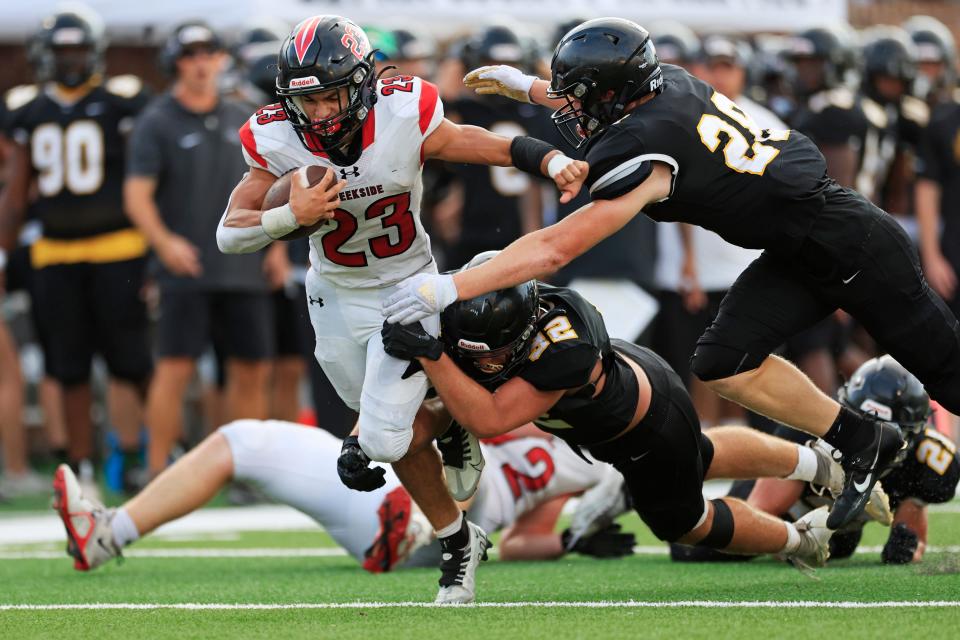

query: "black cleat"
left=827, top=420, right=905, bottom=530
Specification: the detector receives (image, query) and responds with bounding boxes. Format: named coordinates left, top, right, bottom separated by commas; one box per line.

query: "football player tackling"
left=384, top=18, right=960, bottom=532
left=215, top=16, right=586, bottom=603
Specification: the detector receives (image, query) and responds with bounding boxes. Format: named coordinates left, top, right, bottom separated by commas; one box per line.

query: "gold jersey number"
left=696, top=93, right=790, bottom=176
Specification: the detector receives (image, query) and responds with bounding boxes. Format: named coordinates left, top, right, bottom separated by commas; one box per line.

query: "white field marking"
left=1, top=601, right=960, bottom=611
left=5, top=545, right=960, bottom=561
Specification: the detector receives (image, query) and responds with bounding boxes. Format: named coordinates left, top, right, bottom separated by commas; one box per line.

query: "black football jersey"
left=583, top=64, right=833, bottom=256
left=446, top=96, right=548, bottom=249
left=7, top=77, right=149, bottom=239
left=880, top=428, right=960, bottom=509
left=515, top=284, right=638, bottom=446
left=790, top=88, right=895, bottom=201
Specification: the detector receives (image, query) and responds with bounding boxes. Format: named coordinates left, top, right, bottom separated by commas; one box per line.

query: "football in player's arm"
left=216, top=91, right=587, bottom=253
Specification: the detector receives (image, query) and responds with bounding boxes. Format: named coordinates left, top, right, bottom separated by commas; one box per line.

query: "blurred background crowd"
left=0, top=0, right=958, bottom=504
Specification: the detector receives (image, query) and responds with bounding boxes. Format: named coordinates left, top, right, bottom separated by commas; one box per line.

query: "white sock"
left=111, top=508, right=140, bottom=548
left=434, top=514, right=463, bottom=539
left=782, top=521, right=801, bottom=553
left=784, top=445, right=818, bottom=482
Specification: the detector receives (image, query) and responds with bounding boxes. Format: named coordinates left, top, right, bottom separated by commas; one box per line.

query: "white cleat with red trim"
left=52, top=464, right=121, bottom=571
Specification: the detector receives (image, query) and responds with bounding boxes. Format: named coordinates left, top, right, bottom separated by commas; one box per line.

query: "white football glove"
left=463, top=65, right=536, bottom=103
left=383, top=273, right=459, bottom=325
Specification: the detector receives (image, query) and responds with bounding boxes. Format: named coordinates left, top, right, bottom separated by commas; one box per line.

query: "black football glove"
left=561, top=523, right=636, bottom=558
left=337, top=436, right=386, bottom=492
left=381, top=320, right=443, bottom=364
left=881, top=522, right=919, bottom=564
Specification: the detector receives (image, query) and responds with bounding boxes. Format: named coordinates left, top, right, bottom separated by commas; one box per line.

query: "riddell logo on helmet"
left=458, top=339, right=491, bottom=352
left=289, top=76, right=320, bottom=89
left=860, top=399, right=893, bottom=421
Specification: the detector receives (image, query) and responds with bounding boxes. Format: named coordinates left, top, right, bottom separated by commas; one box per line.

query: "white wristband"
left=261, top=204, right=300, bottom=239
left=547, top=154, right=575, bottom=179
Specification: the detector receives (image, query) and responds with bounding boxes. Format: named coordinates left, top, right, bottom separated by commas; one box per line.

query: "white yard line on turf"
left=1, top=601, right=959, bottom=611
left=4, top=545, right=960, bottom=560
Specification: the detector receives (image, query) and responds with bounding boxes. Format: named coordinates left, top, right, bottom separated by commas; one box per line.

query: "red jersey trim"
left=238, top=121, right=268, bottom=169
left=418, top=80, right=439, bottom=135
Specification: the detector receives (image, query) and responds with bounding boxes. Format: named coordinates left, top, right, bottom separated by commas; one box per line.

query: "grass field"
left=2, top=499, right=960, bottom=639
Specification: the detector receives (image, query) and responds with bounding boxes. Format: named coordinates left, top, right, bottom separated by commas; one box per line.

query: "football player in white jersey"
left=52, top=419, right=634, bottom=573
left=214, top=16, right=587, bottom=603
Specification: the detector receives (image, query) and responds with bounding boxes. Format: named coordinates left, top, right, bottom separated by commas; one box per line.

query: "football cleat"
left=564, top=469, right=631, bottom=550
left=362, top=486, right=433, bottom=573
left=863, top=483, right=893, bottom=527
left=435, top=519, right=490, bottom=605
left=436, top=422, right=485, bottom=501
left=52, top=464, right=121, bottom=571
left=785, top=506, right=833, bottom=569
left=827, top=420, right=905, bottom=530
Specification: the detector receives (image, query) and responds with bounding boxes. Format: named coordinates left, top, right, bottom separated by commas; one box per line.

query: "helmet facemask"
left=277, top=51, right=378, bottom=154
left=449, top=321, right=538, bottom=389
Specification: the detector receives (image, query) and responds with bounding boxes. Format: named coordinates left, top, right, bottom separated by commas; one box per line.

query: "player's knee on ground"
left=689, top=343, right=766, bottom=383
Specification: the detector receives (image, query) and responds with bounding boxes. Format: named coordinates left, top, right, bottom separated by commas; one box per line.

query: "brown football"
left=261, top=165, right=331, bottom=240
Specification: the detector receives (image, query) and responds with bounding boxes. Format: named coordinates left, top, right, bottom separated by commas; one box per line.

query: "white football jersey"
left=468, top=435, right=616, bottom=535
left=239, top=75, right=443, bottom=288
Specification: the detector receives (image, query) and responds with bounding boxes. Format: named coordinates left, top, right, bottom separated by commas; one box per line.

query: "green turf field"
left=2, top=505, right=959, bottom=639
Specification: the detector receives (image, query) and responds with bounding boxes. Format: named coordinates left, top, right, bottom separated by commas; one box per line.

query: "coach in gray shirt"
left=124, top=22, right=277, bottom=477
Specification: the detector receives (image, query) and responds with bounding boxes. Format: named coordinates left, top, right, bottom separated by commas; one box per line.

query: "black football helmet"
left=441, top=252, right=540, bottom=388
left=276, top=15, right=378, bottom=155
left=787, top=25, right=858, bottom=95
left=549, top=18, right=663, bottom=149
left=903, top=15, right=957, bottom=99
left=838, top=355, right=931, bottom=437
left=861, top=26, right=918, bottom=103
left=36, top=8, right=106, bottom=88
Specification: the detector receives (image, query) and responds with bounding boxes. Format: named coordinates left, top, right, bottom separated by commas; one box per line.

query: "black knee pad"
left=695, top=498, right=735, bottom=549
left=689, top=343, right=766, bottom=382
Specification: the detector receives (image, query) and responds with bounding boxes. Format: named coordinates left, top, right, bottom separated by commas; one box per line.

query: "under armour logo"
left=340, top=166, right=360, bottom=179
left=308, top=296, right=324, bottom=307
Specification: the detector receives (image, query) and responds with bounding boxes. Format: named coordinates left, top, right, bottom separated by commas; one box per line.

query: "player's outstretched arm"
left=463, top=65, right=564, bottom=110
left=422, top=118, right=588, bottom=204
left=380, top=320, right=562, bottom=437
left=382, top=163, right=670, bottom=325
left=452, top=164, right=672, bottom=301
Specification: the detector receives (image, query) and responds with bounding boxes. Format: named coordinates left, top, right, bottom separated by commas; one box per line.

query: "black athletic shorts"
left=589, top=341, right=715, bottom=542
left=272, top=285, right=313, bottom=358
left=696, top=183, right=960, bottom=412
left=156, top=288, right=275, bottom=360
left=31, top=258, right=152, bottom=385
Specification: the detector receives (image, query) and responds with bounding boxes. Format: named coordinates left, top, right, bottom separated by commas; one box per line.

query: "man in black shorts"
left=384, top=18, right=960, bottom=530
left=382, top=266, right=864, bottom=565
left=124, top=22, right=275, bottom=476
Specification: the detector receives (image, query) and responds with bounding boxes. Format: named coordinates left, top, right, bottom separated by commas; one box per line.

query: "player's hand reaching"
left=381, top=319, right=444, bottom=365
left=289, top=167, right=347, bottom=227
left=561, top=523, right=636, bottom=558
left=382, top=272, right=458, bottom=325
left=463, top=65, right=537, bottom=103
left=337, top=436, right=386, bottom=492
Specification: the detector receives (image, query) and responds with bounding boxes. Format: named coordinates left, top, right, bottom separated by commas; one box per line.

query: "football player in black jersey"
left=384, top=17, right=960, bottom=531
left=674, top=356, right=958, bottom=565
left=383, top=258, right=860, bottom=566
left=903, top=16, right=957, bottom=110
left=441, top=25, right=547, bottom=268
left=0, top=8, right=152, bottom=493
